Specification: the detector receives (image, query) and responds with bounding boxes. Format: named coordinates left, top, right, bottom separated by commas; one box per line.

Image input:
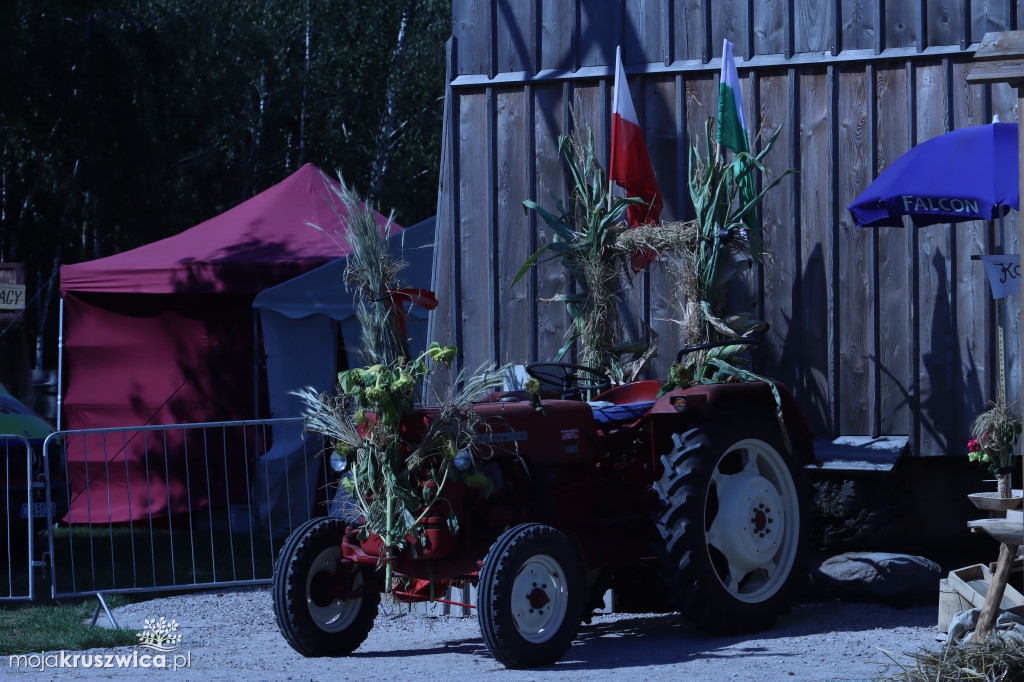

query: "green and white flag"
left=717, top=39, right=749, bottom=155
left=717, top=39, right=760, bottom=251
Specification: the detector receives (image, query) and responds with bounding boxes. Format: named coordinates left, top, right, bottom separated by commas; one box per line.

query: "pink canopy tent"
left=58, top=163, right=399, bottom=523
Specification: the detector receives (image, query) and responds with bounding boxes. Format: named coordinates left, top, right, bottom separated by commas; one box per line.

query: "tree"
left=0, top=0, right=451, bottom=399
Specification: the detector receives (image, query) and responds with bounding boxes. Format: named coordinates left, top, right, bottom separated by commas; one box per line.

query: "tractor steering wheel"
left=525, top=362, right=612, bottom=400
left=676, top=339, right=760, bottom=364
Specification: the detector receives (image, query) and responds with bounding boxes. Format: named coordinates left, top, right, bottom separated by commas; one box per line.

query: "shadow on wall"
left=778, top=243, right=987, bottom=455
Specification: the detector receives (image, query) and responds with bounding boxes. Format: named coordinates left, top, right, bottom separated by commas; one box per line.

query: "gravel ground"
left=5, top=587, right=942, bottom=681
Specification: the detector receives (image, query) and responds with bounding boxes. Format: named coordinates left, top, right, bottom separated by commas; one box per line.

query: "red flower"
left=967, top=438, right=981, bottom=453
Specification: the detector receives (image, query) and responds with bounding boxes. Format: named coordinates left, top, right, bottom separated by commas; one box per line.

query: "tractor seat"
left=589, top=400, right=656, bottom=428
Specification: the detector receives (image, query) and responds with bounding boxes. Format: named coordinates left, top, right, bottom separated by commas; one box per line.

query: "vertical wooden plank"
left=885, top=0, right=920, bottom=49
left=793, top=0, right=834, bottom=54
left=970, top=2, right=1013, bottom=49
left=459, top=89, right=494, bottom=374
left=712, top=0, right=748, bottom=57
left=841, top=0, right=875, bottom=51
left=540, top=0, right=575, bottom=71
left=753, top=0, right=788, bottom=56
left=533, top=82, right=570, bottom=362
left=625, top=0, right=667, bottom=64
left=495, top=0, right=533, bottom=73
left=572, top=82, right=606, bottom=153
left=488, top=89, right=501, bottom=364
left=796, top=66, right=833, bottom=436
left=907, top=60, right=922, bottom=455
left=645, top=76, right=680, bottom=379
left=674, top=0, right=705, bottom=60
left=497, top=88, right=532, bottom=367
left=914, top=60, right=954, bottom=457
left=949, top=60, right=992, bottom=453
left=836, top=65, right=872, bottom=437
left=453, top=0, right=492, bottom=76
left=579, top=0, right=618, bottom=67
left=675, top=73, right=690, bottom=221
left=757, top=70, right=797, bottom=391
left=991, top=82, right=1022, bottom=413
left=875, top=63, right=913, bottom=436
left=427, top=40, right=457, bottom=396
left=927, top=0, right=961, bottom=47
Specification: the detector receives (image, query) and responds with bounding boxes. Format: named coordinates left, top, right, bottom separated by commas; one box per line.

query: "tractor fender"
left=650, top=381, right=817, bottom=466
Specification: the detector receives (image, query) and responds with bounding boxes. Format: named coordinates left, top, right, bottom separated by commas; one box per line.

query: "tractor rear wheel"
left=653, top=413, right=805, bottom=634
left=477, top=523, right=585, bottom=668
left=273, top=517, right=380, bottom=656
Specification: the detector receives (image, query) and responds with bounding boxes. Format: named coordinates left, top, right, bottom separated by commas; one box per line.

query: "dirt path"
left=4, top=588, right=939, bottom=680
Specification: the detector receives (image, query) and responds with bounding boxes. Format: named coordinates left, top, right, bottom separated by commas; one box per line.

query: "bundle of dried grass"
left=879, top=637, right=1024, bottom=681
left=612, top=219, right=699, bottom=256
left=301, top=176, right=512, bottom=589
left=316, top=172, right=407, bottom=365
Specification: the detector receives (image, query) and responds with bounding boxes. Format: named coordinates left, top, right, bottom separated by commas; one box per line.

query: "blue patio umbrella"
left=848, top=121, right=1019, bottom=228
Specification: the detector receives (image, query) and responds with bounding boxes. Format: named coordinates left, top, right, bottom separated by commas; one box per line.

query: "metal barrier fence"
left=42, top=418, right=334, bottom=599
left=1, top=434, right=35, bottom=601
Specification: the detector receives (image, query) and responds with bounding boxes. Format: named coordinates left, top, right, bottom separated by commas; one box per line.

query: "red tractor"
left=272, top=348, right=815, bottom=669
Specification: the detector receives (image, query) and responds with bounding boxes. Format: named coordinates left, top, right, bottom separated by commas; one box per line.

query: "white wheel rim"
left=306, top=546, right=363, bottom=633
left=705, top=438, right=800, bottom=603
left=510, top=554, right=569, bottom=643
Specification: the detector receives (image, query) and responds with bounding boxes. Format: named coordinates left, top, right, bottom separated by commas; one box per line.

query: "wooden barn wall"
left=429, top=0, right=1024, bottom=457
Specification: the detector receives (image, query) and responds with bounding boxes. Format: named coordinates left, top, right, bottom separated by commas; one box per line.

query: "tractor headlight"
left=453, top=449, right=473, bottom=471
left=329, top=450, right=351, bottom=474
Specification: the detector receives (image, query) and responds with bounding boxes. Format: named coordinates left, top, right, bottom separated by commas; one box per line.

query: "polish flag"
left=609, top=45, right=663, bottom=230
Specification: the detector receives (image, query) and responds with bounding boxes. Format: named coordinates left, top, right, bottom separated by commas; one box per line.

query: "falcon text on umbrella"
left=899, top=196, right=980, bottom=214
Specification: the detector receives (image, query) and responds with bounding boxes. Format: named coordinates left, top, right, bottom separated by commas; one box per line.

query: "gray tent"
left=250, top=218, right=435, bottom=533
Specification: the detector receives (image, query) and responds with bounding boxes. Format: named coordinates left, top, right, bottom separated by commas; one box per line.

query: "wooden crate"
left=939, top=564, right=1024, bottom=633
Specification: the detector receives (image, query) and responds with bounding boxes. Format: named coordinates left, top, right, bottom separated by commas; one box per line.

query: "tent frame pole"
left=253, top=314, right=260, bottom=420
left=56, top=296, right=64, bottom=431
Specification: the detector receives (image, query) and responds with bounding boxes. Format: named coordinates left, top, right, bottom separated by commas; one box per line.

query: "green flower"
left=393, top=371, right=415, bottom=393
left=365, top=386, right=388, bottom=403
left=427, top=342, right=457, bottom=366
left=524, top=378, right=541, bottom=395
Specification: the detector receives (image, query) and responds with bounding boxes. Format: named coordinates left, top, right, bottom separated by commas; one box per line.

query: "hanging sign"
left=979, top=254, right=1021, bottom=299
left=0, top=283, right=25, bottom=311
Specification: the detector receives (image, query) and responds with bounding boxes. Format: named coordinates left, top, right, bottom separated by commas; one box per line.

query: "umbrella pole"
left=997, top=216, right=1008, bottom=405
left=998, top=300, right=1007, bottom=404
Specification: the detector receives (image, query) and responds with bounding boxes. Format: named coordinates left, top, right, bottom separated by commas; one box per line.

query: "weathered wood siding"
left=431, top=0, right=1024, bottom=456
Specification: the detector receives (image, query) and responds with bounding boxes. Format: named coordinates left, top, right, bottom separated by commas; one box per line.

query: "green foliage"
left=685, top=116, right=793, bottom=337
left=296, top=347, right=506, bottom=589
left=515, top=125, right=647, bottom=378
left=657, top=117, right=793, bottom=446
left=336, top=342, right=457, bottom=432
left=0, top=597, right=137, bottom=655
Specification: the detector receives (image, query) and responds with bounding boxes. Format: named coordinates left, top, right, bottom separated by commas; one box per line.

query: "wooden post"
left=971, top=542, right=1019, bottom=643
left=966, top=32, right=1024, bottom=644
left=968, top=34, right=1024, bottom=425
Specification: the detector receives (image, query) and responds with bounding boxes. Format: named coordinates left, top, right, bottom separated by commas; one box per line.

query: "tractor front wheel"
left=477, top=523, right=586, bottom=668
left=653, top=413, right=805, bottom=634
left=273, top=517, right=380, bottom=657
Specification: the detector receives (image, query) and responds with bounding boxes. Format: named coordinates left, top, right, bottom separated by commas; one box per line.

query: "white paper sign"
left=980, top=254, right=1021, bottom=299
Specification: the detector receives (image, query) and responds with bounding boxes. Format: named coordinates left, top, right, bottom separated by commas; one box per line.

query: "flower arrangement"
left=299, top=175, right=507, bottom=590
left=968, top=399, right=1021, bottom=498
